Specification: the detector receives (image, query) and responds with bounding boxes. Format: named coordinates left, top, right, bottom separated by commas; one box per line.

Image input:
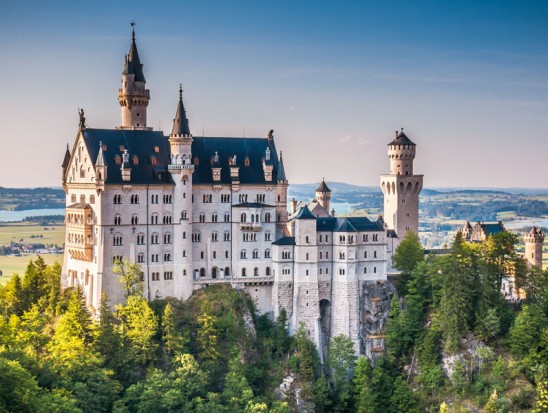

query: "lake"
left=0, top=209, right=65, bottom=223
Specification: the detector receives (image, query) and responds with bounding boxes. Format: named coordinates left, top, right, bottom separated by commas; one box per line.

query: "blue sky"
left=1, top=0, right=547, bottom=187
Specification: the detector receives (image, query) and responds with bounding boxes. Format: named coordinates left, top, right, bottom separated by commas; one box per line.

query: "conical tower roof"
left=62, top=144, right=71, bottom=168
left=123, top=28, right=146, bottom=82
left=171, top=84, right=191, bottom=136
left=388, top=128, right=416, bottom=146
left=316, top=179, right=331, bottom=193
left=277, top=151, right=287, bottom=181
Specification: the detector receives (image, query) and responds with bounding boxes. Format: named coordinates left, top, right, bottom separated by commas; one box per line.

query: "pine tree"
left=392, top=231, right=424, bottom=295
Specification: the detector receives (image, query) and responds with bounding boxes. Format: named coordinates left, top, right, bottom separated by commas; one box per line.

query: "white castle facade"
left=61, top=30, right=423, bottom=353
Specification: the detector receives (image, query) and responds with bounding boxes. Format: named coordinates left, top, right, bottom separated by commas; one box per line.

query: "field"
left=0, top=254, right=64, bottom=284
left=0, top=223, right=65, bottom=245
left=0, top=222, right=65, bottom=284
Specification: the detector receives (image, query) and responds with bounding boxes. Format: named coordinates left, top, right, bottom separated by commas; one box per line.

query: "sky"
left=1, top=0, right=547, bottom=188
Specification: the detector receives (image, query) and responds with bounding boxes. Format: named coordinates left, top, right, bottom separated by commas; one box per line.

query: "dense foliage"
left=0, top=238, right=546, bottom=412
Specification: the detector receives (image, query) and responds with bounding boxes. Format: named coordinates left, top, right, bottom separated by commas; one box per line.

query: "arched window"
left=254, top=267, right=259, bottom=276
left=181, top=210, right=187, bottom=220
left=225, top=267, right=230, bottom=276
left=241, top=213, right=247, bottom=222
left=241, top=268, right=247, bottom=277
left=265, top=249, right=271, bottom=258
left=200, top=268, right=206, bottom=277
left=265, top=212, right=271, bottom=222
left=241, top=250, right=247, bottom=259
left=265, top=267, right=271, bottom=276
left=131, top=214, right=138, bottom=225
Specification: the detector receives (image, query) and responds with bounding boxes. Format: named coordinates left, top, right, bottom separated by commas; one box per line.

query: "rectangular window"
left=90, top=195, right=95, bottom=204
left=71, top=194, right=76, bottom=203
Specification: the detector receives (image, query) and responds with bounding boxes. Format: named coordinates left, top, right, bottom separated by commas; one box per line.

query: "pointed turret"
left=171, top=84, right=191, bottom=137
left=96, top=142, right=105, bottom=167
left=95, top=142, right=107, bottom=189
left=123, top=27, right=146, bottom=82
left=277, top=151, right=287, bottom=182
left=315, top=178, right=332, bottom=212
left=62, top=144, right=71, bottom=168
left=117, top=24, right=150, bottom=130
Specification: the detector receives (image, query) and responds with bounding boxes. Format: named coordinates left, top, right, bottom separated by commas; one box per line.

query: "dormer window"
left=194, top=157, right=199, bottom=165
left=154, top=146, right=160, bottom=153
left=102, top=144, right=107, bottom=151
left=132, top=155, right=139, bottom=166
left=244, top=157, right=250, bottom=166
left=151, top=156, right=157, bottom=166
left=114, top=155, right=121, bottom=165
left=119, top=145, right=125, bottom=151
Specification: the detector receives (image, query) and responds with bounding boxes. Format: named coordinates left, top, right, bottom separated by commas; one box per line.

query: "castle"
left=61, top=29, right=423, bottom=353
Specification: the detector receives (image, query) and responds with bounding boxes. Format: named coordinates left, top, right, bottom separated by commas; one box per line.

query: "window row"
left=70, top=194, right=95, bottom=204
left=151, top=272, right=173, bottom=281
left=240, top=267, right=271, bottom=277
left=240, top=249, right=271, bottom=259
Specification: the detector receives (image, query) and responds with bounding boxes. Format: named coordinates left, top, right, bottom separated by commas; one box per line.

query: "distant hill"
left=0, top=187, right=65, bottom=211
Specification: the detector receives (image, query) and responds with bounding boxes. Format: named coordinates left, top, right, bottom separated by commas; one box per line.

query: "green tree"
left=328, top=335, right=357, bottom=412
left=389, top=376, right=417, bottom=413
left=162, top=302, right=186, bottom=358
left=115, top=295, right=158, bottom=367
left=392, top=231, right=424, bottom=294
left=197, top=298, right=221, bottom=362
left=509, top=303, right=547, bottom=358
left=439, top=232, right=472, bottom=353
left=113, top=259, right=144, bottom=300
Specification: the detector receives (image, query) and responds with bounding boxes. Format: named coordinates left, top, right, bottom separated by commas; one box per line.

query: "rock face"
left=360, top=280, right=397, bottom=363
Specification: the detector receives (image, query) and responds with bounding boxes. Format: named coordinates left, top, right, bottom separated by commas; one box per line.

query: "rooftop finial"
left=130, top=20, right=136, bottom=40
left=179, top=83, right=183, bottom=100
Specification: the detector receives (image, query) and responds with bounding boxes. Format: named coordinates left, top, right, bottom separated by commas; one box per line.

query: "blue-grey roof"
left=294, top=205, right=316, bottom=220
left=481, top=223, right=504, bottom=236
left=273, top=236, right=296, bottom=246
left=82, top=128, right=174, bottom=185
left=191, top=137, right=283, bottom=185
left=336, top=219, right=358, bottom=232
left=388, top=129, right=416, bottom=146
left=316, top=217, right=383, bottom=232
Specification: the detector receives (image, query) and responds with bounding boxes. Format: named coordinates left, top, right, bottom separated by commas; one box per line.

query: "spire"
left=277, top=151, right=287, bottom=182
left=171, top=84, right=191, bottom=136
left=62, top=144, right=71, bottom=168
left=96, top=142, right=105, bottom=166
left=123, top=22, right=145, bottom=82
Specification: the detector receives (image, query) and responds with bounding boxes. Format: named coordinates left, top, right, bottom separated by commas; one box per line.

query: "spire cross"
left=130, top=20, right=136, bottom=39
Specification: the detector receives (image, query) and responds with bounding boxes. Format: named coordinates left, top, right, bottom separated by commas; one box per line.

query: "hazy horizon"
left=1, top=1, right=547, bottom=188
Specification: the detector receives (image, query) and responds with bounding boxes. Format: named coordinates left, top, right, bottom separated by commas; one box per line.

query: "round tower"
left=524, top=226, right=544, bottom=268
left=315, top=179, right=332, bottom=212
left=380, top=128, right=423, bottom=247
left=117, top=26, right=151, bottom=130
left=388, top=128, right=416, bottom=176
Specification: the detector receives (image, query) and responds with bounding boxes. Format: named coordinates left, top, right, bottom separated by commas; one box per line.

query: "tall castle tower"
left=380, top=129, right=423, bottom=247
left=524, top=226, right=544, bottom=268
left=315, top=179, right=331, bottom=213
left=117, top=27, right=151, bottom=130
left=168, top=85, right=195, bottom=300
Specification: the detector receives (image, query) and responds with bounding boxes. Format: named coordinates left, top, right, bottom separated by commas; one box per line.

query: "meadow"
left=0, top=223, right=65, bottom=284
